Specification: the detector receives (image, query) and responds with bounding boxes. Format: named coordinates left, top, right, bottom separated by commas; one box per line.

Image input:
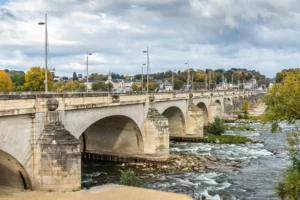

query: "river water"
left=82, top=122, right=292, bottom=200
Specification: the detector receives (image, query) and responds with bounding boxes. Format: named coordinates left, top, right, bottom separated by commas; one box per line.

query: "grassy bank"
left=225, top=125, right=256, bottom=131
left=207, top=134, right=254, bottom=144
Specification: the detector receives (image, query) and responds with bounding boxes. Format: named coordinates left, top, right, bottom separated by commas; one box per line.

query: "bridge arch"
left=215, top=99, right=222, bottom=106
left=63, top=104, right=144, bottom=139
left=0, top=150, right=32, bottom=190
left=196, top=102, right=209, bottom=126
left=162, top=106, right=185, bottom=136
left=79, top=115, right=144, bottom=156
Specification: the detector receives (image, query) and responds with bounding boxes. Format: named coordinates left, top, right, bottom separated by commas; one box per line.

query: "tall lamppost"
left=184, top=61, right=190, bottom=89
left=143, top=47, right=149, bottom=94
left=38, top=14, right=48, bottom=92
left=141, top=63, right=146, bottom=92
left=86, top=51, right=92, bottom=92
left=172, top=69, right=176, bottom=91
left=191, top=72, right=194, bottom=92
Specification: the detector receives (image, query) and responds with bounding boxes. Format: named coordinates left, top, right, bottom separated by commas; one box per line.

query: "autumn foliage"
left=0, top=70, right=13, bottom=92
left=24, top=66, right=53, bottom=91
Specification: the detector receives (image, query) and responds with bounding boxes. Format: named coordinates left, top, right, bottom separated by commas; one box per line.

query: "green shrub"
left=225, top=125, right=256, bottom=131
left=207, top=134, right=254, bottom=144
left=120, top=169, right=142, bottom=187
left=207, top=116, right=225, bottom=135
left=275, top=167, right=300, bottom=200
left=248, top=115, right=261, bottom=120
left=242, top=100, right=249, bottom=114
left=244, top=114, right=249, bottom=119
left=238, top=113, right=243, bottom=119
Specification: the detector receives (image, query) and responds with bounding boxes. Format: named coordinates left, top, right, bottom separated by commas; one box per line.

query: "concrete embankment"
left=0, top=184, right=193, bottom=200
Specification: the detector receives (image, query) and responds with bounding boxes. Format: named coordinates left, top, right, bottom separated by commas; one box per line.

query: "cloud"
left=1, top=0, right=300, bottom=78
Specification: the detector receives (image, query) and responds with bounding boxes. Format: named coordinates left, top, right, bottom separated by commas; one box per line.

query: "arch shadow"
left=0, top=150, right=32, bottom=190
left=79, top=115, right=144, bottom=156
left=197, top=102, right=209, bottom=126
left=162, top=106, right=185, bottom=136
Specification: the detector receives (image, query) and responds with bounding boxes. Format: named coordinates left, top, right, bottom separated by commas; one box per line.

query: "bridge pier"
left=143, top=95, right=169, bottom=159
left=35, top=98, right=81, bottom=191
left=184, top=94, right=204, bottom=138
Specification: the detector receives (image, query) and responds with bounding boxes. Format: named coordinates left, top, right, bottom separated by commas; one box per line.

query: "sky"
left=1, top=0, right=300, bottom=78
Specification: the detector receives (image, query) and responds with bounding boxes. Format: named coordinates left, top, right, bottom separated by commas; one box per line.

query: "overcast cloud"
left=1, top=0, right=300, bottom=77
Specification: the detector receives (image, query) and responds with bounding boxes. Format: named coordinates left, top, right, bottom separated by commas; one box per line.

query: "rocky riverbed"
left=124, top=154, right=248, bottom=175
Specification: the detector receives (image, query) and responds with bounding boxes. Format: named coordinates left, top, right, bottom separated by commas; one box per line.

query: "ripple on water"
left=170, top=141, right=273, bottom=161
left=145, top=172, right=230, bottom=200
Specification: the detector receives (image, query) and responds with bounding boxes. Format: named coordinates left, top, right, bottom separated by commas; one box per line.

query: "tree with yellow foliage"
left=262, top=69, right=300, bottom=199
left=0, top=70, right=13, bottom=92
left=25, top=67, right=53, bottom=91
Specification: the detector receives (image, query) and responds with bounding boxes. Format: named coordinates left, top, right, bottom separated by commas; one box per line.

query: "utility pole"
left=184, top=61, right=190, bottom=90
left=141, top=64, right=146, bottom=92
left=232, top=74, right=233, bottom=91
left=143, top=47, right=150, bottom=94
left=38, top=14, right=48, bottom=92
left=209, top=70, right=211, bottom=90
left=86, top=51, right=92, bottom=92
left=205, top=72, right=208, bottom=90
left=187, top=61, right=190, bottom=86
left=172, top=69, right=176, bottom=91
left=191, top=72, right=194, bottom=92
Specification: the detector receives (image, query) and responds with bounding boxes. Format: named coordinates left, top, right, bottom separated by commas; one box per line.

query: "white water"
left=145, top=122, right=291, bottom=199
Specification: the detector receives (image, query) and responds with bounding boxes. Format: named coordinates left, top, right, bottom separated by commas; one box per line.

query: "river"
left=82, top=122, right=291, bottom=200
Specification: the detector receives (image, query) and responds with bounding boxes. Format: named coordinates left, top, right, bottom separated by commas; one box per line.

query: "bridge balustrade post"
left=35, top=98, right=81, bottom=191
left=143, top=94, right=169, bottom=159
left=185, top=93, right=204, bottom=138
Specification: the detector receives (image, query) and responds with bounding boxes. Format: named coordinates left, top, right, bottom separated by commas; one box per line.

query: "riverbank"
left=0, top=184, right=192, bottom=200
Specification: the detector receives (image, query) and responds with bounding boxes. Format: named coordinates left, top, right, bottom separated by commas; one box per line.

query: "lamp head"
left=38, top=22, right=45, bottom=25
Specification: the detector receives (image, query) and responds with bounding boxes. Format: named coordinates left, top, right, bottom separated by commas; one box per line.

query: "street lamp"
left=191, top=72, right=194, bottom=92
left=141, top=64, right=146, bottom=92
left=86, top=51, right=92, bottom=92
left=184, top=61, right=190, bottom=89
left=143, top=47, right=149, bottom=94
left=172, top=69, right=176, bottom=91
left=38, top=14, right=48, bottom=92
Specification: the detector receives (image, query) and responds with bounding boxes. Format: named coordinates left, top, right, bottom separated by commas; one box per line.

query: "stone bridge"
left=0, top=91, right=264, bottom=191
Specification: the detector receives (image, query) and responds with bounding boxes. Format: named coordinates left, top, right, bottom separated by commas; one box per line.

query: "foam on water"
left=170, top=141, right=273, bottom=160
left=145, top=172, right=230, bottom=200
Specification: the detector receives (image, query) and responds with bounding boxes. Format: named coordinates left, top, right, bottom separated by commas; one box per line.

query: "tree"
left=92, top=81, right=108, bottom=91
left=131, top=83, right=140, bottom=92
left=148, top=82, right=159, bottom=91
left=262, top=69, right=300, bottom=199
left=53, top=81, right=65, bottom=92
left=107, top=82, right=113, bottom=92
left=73, top=72, right=78, bottom=81
left=25, top=67, right=53, bottom=91
left=206, top=116, right=225, bottom=136
left=242, top=100, right=249, bottom=114
left=62, top=81, right=85, bottom=92
left=173, top=78, right=184, bottom=90
left=194, top=69, right=206, bottom=82
left=0, top=70, right=13, bottom=92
